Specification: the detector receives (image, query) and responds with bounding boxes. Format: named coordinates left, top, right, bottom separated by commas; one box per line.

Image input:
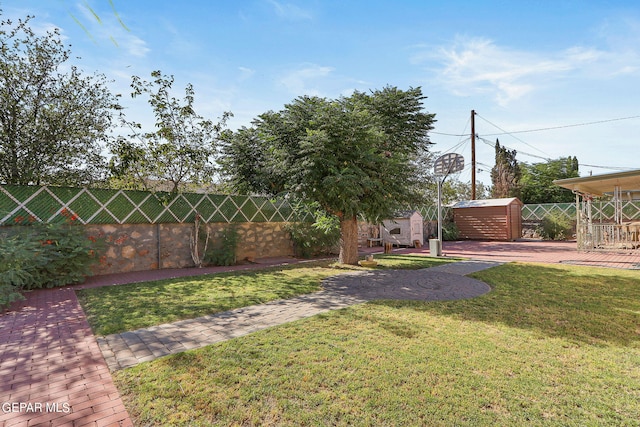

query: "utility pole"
left=471, top=109, right=476, bottom=200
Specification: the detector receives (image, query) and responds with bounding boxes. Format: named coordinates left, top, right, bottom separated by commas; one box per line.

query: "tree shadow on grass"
left=368, top=263, right=640, bottom=348
left=78, top=269, right=328, bottom=335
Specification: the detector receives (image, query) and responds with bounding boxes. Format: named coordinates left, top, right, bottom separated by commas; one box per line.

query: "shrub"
left=285, top=214, right=341, bottom=258
left=0, top=235, right=36, bottom=309
left=205, top=225, right=239, bottom=266
left=539, top=211, right=573, bottom=240
left=0, top=214, right=104, bottom=310
left=442, top=221, right=459, bottom=241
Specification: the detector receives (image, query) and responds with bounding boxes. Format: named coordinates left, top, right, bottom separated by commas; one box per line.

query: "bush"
left=0, top=213, right=104, bottom=310
left=0, top=283, right=25, bottom=309
left=205, top=225, right=239, bottom=266
left=442, top=221, right=459, bottom=241
left=286, top=214, right=341, bottom=259
left=0, top=235, right=36, bottom=308
left=539, top=211, right=573, bottom=240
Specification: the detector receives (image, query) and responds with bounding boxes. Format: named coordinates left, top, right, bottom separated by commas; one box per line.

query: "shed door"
left=411, top=219, right=423, bottom=244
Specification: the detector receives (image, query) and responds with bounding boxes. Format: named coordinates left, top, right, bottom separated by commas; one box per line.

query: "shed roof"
left=553, top=169, right=640, bottom=197
left=453, top=197, right=522, bottom=209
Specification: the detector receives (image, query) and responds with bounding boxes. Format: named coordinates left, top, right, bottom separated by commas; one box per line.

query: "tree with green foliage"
left=0, top=15, right=120, bottom=186
left=491, top=139, right=521, bottom=199
left=520, top=156, right=579, bottom=203
left=108, top=71, right=231, bottom=193
left=220, top=86, right=435, bottom=265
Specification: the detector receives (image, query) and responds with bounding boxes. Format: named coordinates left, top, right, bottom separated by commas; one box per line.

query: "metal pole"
left=575, top=193, right=581, bottom=250
left=437, top=178, right=443, bottom=242
left=471, top=109, right=476, bottom=200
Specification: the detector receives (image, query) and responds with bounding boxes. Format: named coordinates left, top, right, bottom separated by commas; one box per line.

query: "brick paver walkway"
left=97, top=261, right=498, bottom=371
left=0, top=288, right=132, bottom=427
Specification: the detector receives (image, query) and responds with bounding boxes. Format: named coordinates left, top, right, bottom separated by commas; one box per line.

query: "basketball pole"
left=433, top=153, right=464, bottom=256
left=437, top=177, right=443, bottom=243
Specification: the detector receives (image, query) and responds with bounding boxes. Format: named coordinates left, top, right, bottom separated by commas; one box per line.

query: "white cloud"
left=279, top=64, right=334, bottom=96
left=422, top=37, right=607, bottom=106
left=238, top=67, right=256, bottom=81
left=266, top=0, right=313, bottom=21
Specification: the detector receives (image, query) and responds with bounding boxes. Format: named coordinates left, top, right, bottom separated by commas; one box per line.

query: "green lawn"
left=109, top=262, right=640, bottom=426
left=78, top=254, right=453, bottom=336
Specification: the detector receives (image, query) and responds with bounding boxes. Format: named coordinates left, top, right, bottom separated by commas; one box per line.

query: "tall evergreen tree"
left=490, top=139, right=521, bottom=199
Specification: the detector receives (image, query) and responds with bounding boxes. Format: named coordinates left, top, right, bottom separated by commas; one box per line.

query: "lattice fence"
left=0, top=185, right=313, bottom=226
left=417, top=205, right=452, bottom=222
left=521, top=203, right=576, bottom=221
left=522, top=201, right=640, bottom=222
left=4, top=184, right=638, bottom=227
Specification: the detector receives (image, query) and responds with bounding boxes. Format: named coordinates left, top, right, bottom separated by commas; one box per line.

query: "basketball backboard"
left=434, top=153, right=464, bottom=177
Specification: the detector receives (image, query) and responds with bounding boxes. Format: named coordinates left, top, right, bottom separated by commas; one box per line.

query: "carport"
left=554, top=169, right=640, bottom=251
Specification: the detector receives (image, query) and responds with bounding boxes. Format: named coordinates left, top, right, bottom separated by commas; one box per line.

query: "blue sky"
left=6, top=0, right=640, bottom=185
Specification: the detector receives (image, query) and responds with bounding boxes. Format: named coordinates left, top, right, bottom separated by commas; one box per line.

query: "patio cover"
left=554, top=169, right=640, bottom=250
left=553, top=169, right=640, bottom=197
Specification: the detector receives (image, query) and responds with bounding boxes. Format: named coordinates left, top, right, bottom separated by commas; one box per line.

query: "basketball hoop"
left=433, top=153, right=465, bottom=248
left=434, top=153, right=464, bottom=178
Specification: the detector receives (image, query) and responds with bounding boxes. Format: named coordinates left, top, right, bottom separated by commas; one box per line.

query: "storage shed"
left=381, top=211, right=424, bottom=247
left=453, top=198, right=523, bottom=241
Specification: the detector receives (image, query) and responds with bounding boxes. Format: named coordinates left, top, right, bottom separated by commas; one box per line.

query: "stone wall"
left=86, top=222, right=294, bottom=275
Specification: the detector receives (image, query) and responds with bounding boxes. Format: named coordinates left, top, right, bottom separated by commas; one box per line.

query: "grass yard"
left=78, top=254, right=453, bottom=336
left=109, top=261, right=640, bottom=426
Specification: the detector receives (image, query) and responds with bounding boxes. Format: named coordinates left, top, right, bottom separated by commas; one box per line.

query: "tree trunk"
left=338, top=215, right=359, bottom=265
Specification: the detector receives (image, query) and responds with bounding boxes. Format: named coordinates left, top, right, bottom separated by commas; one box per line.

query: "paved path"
left=0, top=288, right=132, bottom=427
left=98, top=260, right=499, bottom=371
left=439, top=240, right=640, bottom=269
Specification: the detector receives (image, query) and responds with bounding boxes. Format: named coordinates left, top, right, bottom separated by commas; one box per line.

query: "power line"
left=579, top=164, right=635, bottom=171
left=435, top=113, right=640, bottom=175
left=481, top=114, right=640, bottom=136
left=440, top=137, right=470, bottom=155
left=475, top=113, right=550, bottom=156
left=431, top=131, right=468, bottom=137
left=432, top=114, right=640, bottom=137
left=478, top=136, right=550, bottom=161
left=478, top=136, right=635, bottom=172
